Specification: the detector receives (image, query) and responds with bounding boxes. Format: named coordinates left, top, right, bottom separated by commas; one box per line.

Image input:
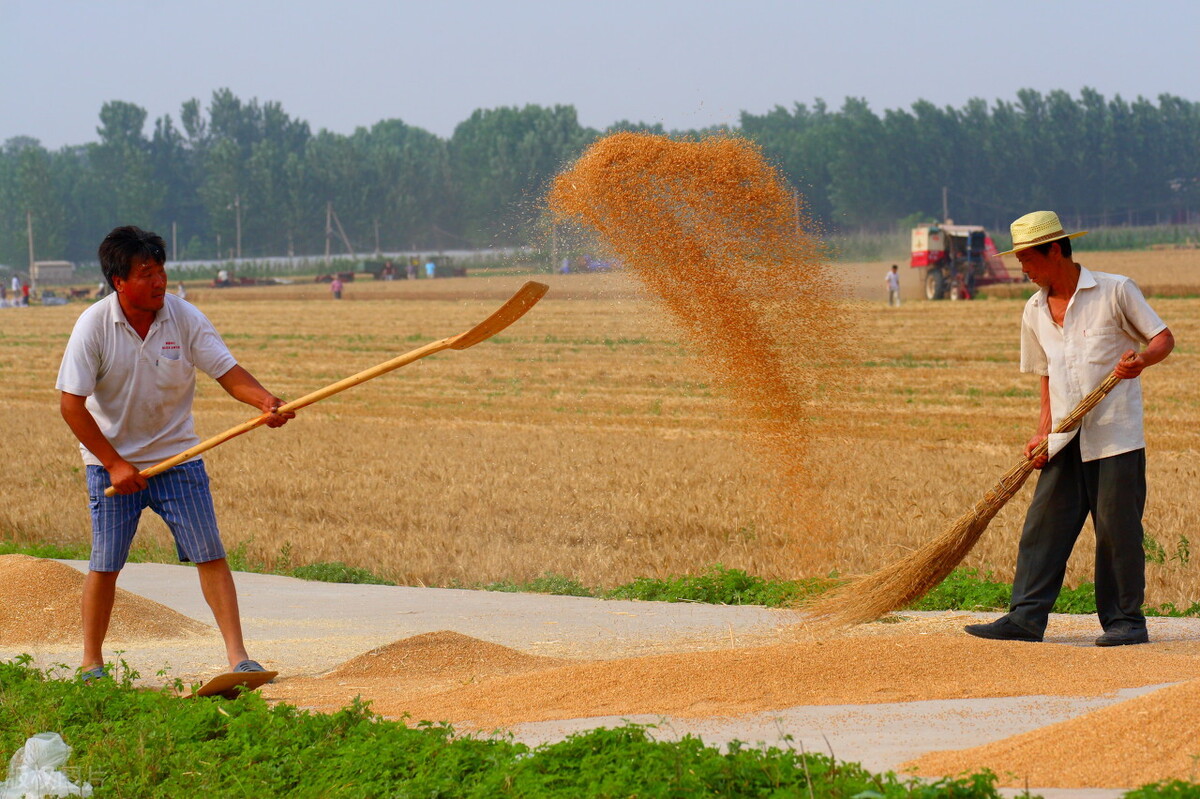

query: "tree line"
left=2, top=87, right=1197, bottom=267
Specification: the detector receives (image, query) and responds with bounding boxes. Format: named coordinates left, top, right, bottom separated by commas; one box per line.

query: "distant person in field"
left=330, top=276, right=343, bottom=299
left=964, top=211, right=1174, bottom=647
left=57, top=225, right=294, bottom=681
left=407, top=258, right=417, bottom=280
left=425, top=259, right=436, bottom=279
left=885, top=264, right=901, bottom=306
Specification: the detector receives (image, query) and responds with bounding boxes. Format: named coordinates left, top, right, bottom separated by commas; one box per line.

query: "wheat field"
left=1, top=251, right=1197, bottom=605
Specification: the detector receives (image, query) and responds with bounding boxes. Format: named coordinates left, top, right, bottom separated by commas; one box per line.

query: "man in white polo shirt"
left=965, top=211, right=1174, bottom=646
left=57, top=226, right=295, bottom=680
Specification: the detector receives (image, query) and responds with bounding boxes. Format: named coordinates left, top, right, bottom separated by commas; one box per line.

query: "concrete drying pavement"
left=5, top=561, right=1196, bottom=799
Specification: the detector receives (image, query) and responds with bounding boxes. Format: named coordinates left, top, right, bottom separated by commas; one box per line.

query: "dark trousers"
left=1008, top=435, right=1147, bottom=636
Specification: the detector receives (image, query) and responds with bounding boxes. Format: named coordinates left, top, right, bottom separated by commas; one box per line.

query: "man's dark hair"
left=98, top=226, right=167, bottom=289
left=1031, top=236, right=1072, bottom=259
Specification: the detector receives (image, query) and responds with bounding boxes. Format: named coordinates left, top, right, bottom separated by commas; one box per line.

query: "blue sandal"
left=232, top=659, right=274, bottom=684
left=79, top=665, right=108, bottom=683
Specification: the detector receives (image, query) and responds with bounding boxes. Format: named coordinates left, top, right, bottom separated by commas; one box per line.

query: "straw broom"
left=804, top=360, right=1129, bottom=628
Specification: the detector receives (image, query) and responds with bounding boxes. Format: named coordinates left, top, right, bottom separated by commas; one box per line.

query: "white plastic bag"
left=1, top=733, right=92, bottom=799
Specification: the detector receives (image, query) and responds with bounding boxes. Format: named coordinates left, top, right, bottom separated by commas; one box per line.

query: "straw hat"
left=996, top=210, right=1087, bottom=256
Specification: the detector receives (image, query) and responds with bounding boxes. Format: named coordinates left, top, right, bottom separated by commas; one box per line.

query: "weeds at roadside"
left=475, top=573, right=594, bottom=597
left=909, top=567, right=1200, bottom=618
left=604, top=564, right=832, bottom=606
left=0, top=656, right=1026, bottom=797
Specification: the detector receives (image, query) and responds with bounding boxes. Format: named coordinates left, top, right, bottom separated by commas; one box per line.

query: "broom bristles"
left=804, top=368, right=1125, bottom=628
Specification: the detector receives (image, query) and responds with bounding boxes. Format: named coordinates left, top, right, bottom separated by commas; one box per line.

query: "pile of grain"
left=326, top=630, right=562, bottom=681
left=267, top=631, right=1199, bottom=731
left=0, top=554, right=211, bottom=645
left=906, top=678, right=1200, bottom=788
left=548, top=133, right=849, bottom=563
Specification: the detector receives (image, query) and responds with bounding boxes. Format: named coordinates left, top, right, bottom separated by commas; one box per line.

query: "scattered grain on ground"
left=0, top=554, right=211, bottom=645
left=265, top=628, right=1199, bottom=731
left=906, top=677, right=1200, bottom=788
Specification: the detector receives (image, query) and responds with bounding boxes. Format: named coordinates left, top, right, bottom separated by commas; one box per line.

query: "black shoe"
left=1095, top=628, right=1149, bottom=647
left=964, top=616, right=1043, bottom=642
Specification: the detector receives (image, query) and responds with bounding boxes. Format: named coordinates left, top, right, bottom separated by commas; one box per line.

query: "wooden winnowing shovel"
left=804, top=356, right=1132, bottom=628
left=104, top=281, right=549, bottom=497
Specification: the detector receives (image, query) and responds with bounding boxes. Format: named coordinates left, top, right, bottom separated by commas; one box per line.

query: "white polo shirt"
left=1020, top=267, right=1167, bottom=462
left=57, top=293, right=238, bottom=469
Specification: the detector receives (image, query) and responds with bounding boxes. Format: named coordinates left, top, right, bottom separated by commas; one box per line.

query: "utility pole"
left=172, top=221, right=178, bottom=262
left=325, top=202, right=333, bottom=270
left=26, top=210, right=35, bottom=295
left=374, top=218, right=381, bottom=255
left=233, top=195, right=242, bottom=259
left=942, top=186, right=949, bottom=224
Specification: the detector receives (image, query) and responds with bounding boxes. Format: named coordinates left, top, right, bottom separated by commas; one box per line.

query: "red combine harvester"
left=911, top=223, right=1022, bottom=300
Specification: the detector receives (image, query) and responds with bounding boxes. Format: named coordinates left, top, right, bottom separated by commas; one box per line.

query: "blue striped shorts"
left=86, top=459, right=225, bottom=572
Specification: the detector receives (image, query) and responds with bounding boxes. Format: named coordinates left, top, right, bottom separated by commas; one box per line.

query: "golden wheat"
left=1, top=260, right=1196, bottom=605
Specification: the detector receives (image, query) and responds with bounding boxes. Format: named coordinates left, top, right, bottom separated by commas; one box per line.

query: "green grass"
left=0, top=540, right=91, bottom=560
left=476, top=573, right=595, bottom=597
left=909, top=567, right=1200, bottom=617
left=288, top=562, right=396, bottom=586
left=0, top=656, right=1018, bottom=798
left=472, top=565, right=832, bottom=607
left=605, top=564, right=831, bottom=606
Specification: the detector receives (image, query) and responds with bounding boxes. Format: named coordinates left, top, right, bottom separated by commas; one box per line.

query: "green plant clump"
left=909, top=568, right=1200, bottom=618
left=0, top=540, right=91, bottom=560
left=605, top=564, right=831, bottom=607
left=0, top=657, right=1018, bottom=798
left=908, top=569, right=1012, bottom=612
left=1126, top=780, right=1200, bottom=798
left=477, top=572, right=595, bottom=597
left=288, top=562, right=396, bottom=586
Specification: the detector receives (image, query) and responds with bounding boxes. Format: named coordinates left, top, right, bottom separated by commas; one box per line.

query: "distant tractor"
left=911, top=223, right=1020, bottom=300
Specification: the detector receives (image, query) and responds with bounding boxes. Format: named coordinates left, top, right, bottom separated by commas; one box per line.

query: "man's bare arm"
left=1115, top=328, right=1175, bottom=379
left=60, top=392, right=147, bottom=494
left=215, top=365, right=294, bottom=428
left=1023, top=375, right=1053, bottom=468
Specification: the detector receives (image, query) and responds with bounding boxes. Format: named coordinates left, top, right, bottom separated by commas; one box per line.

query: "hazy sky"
left=3, top=0, right=1198, bottom=149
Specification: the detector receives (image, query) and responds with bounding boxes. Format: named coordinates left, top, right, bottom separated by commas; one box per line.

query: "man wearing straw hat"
left=965, top=211, right=1174, bottom=647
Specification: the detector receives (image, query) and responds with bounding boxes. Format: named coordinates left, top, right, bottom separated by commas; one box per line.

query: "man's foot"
left=964, top=616, right=1043, bottom=642
left=1095, top=628, right=1149, bottom=647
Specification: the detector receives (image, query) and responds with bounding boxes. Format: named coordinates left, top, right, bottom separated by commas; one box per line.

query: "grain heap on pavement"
left=0, top=554, right=211, bottom=645
left=906, top=677, right=1200, bottom=788
left=326, top=630, right=562, bottom=681
left=268, top=631, right=565, bottom=714
left=548, top=133, right=849, bottom=563
left=265, top=631, right=1199, bottom=732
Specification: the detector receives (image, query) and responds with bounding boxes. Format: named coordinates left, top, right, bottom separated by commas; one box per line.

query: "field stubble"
left=1, top=259, right=1197, bottom=606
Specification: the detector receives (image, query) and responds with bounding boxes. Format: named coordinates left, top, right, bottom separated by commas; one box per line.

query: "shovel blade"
left=448, top=281, right=549, bottom=350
